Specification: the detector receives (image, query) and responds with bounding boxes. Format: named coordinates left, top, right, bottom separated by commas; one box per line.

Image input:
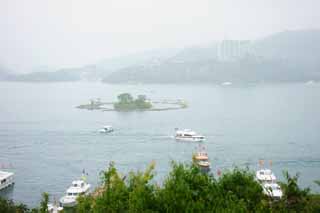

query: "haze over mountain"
left=0, top=65, right=15, bottom=81
left=103, top=29, right=320, bottom=84
left=4, top=29, right=319, bottom=84
left=2, top=0, right=320, bottom=73
left=4, top=48, right=179, bottom=82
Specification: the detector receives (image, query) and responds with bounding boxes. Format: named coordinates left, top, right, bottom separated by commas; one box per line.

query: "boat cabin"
left=256, top=169, right=276, bottom=183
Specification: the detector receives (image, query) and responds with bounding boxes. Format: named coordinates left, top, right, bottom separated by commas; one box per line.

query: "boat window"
left=81, top=183, right=84, bottom=187
left=73, top=193, right=78, bottom=196
left=68, top=193, right=72, bottom=196
left=1, top=179, right=6, bottom=184
left=73, top=184, right=78, bottom=187
left=259, top=171, right=264, bottom=175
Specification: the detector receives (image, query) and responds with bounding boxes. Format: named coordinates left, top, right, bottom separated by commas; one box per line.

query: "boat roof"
left=0, top=171, right=14, bottom=180
left=256, top=169, right=276, bottom=181
left=257, top=169, right=273, bottom=174
left=67, top=187, right=88, bottom=194
left=66, top=182, right=90, bottom=193
left=195, top=155, right=209, bottom=160
left=103, top=125, right=112, bottom=128
left=71, top=180, right=86, bottom=185
left=194, top=151, right=209, bottom=160
left=176, top=129, right=197, bottom=134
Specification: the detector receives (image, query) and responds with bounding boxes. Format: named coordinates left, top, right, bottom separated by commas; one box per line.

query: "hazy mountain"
left=7, top=48, right=179, bottom=82
left=167, top=44, right=219, bottom=63
left=255, top=29, right=320, bottom=68
left=0, top=65, right=16, bottom=81
left=4, top=29, right=320, bottom=83
left=103, top=29, right=320, bottom=84
left=12, top=68, right=82, bottom=82
left=257, top=30, right=320, bottom=56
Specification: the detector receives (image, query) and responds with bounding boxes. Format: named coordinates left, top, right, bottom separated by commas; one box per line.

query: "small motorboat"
left=193, top=145, right=211, bottom=173
left=99, top=125, right=114, bottom=133
left=175, top=129, right=205, bottom=142
left=0, top=170, right=14, bottom=191
left=59, top=176, right=91, bottom=207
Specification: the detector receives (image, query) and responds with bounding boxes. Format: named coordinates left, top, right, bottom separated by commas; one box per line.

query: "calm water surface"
left=0, top=82, right=319, bottom=206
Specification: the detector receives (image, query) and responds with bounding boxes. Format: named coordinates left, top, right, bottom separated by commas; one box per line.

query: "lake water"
left=0, top=82, right=320, bottom=206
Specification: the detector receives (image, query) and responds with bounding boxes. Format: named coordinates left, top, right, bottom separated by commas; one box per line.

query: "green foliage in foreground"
left=113, top=93, right=152, bottom=111
left=1, top=162, right=320, bottom=212
left=75, top=162, right=320, bottom=213
left=0, top=198, right=29, bottom=213
left=0, top=192, right=54, bottom=213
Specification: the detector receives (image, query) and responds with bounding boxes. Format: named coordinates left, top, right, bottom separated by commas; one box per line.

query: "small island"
left=76, top=93, right=188, bottom=112
left=114, top=93, right=152, bottom=111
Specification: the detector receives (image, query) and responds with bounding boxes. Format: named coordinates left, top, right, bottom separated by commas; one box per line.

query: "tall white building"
left=218, top=40, right=254, bottom=61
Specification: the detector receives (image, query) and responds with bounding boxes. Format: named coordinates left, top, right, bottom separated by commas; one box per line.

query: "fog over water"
left=0, top=82, right=320, bottom=206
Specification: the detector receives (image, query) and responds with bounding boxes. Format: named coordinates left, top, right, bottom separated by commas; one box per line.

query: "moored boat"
left=256, top=160, right=283, bottom=199
left=0, top=170, right=14, bottom=191
left=59, top=176, right=91, bottom=207
left=193, top=145, right=211, bottom=173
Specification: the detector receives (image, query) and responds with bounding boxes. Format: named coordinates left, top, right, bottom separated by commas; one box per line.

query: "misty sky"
left=1, top=0, right=320, bottom=73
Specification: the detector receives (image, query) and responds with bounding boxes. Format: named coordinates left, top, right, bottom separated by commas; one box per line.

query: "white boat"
left=222, top=81, right=232, bottom=86
left=0, top=170, right=14, bottom=191
left=306, top=80, right=315, bottom=85
left=262, top=183, right=283, bottom=199
left=256, top=165, right=283, bottom=199
left=256, top=169, right=277, bottom=184
left=48, top=203, right=63, bottom=213
left=59, top=177, right=91, bottom=207
left=193, top=145, right=211, bottom=172
left=175, top=129, right=205, bottom=142
left=99, top=125, right=114, bottom=133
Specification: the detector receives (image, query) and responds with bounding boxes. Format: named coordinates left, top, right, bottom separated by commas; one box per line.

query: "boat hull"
left=175, top=137, right=204, bottom=142
left=59, top=197, right=77, bottom=207
left=99, top=129, right=114, bottom=133
left=0, top=181, right=14, bottom=191
left=199, top=166, right=211, bottom=173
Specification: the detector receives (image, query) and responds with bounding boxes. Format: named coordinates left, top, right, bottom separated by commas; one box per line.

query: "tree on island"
left=117, top=93, right=134, bottom=104
left=114, top=93, right=152, bottom=111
